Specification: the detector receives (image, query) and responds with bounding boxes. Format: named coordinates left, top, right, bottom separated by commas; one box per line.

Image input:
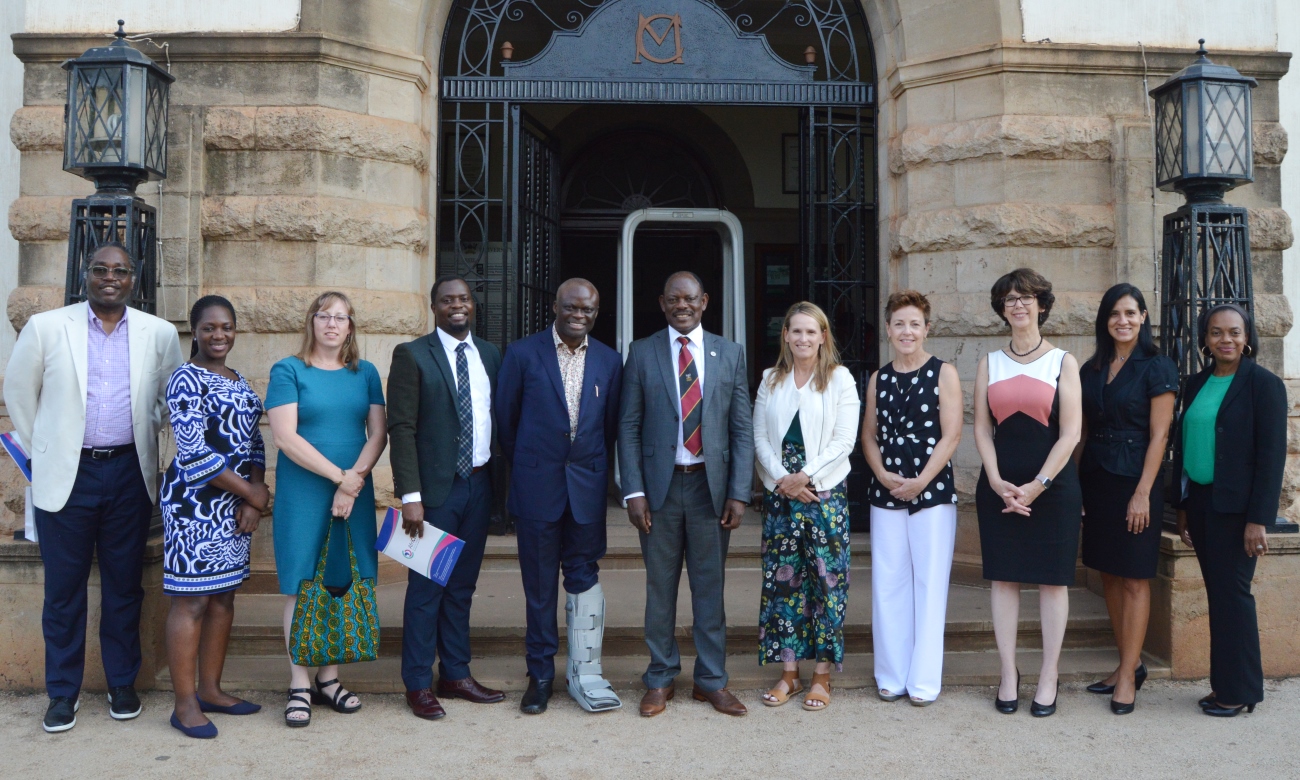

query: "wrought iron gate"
left=512, top=108, right=562, bottom=338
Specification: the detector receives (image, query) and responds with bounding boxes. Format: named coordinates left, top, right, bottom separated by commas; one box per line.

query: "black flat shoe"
left=1203, top=701, right=1255, bottom=717
left=1087, top=663, right=1147, bottom=695
left=1031, top=681, right=1059, bottom=718
left=995, top=669, right=1020, bottom=714
left=520, top=677, right=553, bottom=715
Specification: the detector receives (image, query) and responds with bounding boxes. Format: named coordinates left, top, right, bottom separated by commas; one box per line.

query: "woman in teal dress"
left=265, top=291, right=387, bottom=727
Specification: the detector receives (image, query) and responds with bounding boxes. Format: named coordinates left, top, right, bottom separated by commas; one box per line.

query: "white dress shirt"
left=400, top=327, right=493, bottom=505
left=625, top=324, right=706, bottom=501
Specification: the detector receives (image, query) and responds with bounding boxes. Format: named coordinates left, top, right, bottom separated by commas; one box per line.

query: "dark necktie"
left=455, top=341, right=473, bottom=478
left=677, top=336, right=703, bottom=457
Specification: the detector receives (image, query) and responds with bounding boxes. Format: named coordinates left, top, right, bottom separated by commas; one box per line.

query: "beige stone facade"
left=0, top=0, right=1297, bottom=683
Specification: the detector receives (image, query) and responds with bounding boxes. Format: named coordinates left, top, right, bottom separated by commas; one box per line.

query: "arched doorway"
left=435, top=0, right=877, bottom=516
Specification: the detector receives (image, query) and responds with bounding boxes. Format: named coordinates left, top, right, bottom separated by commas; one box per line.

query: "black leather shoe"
left=1110, top=696, right=1135, bottom=715
left=42, top=697, right=79, bottom=733
left=994, top=669, right=1020, bottom=714
left=1030, top=681, right=1059, bottom=718
left=1198, top=692, right=1217, bottom=709
left=520, top=677, right=554, bottom=715
left=108, top=686, right=142, bottom=720
left=1087, top=663, right=1147, bottom=695
left=1203, top=701, right=1255, bottom=717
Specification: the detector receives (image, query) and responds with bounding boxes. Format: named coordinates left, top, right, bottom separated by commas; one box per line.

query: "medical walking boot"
left=566, top=583, right=622, bottom=712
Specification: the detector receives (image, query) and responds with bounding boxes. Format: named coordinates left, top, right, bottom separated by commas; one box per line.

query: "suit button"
left=1217, top=427, right=1223, bottom=433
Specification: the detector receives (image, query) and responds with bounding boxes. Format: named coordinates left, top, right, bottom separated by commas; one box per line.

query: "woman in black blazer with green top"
left=1171, top=304, right=1286, bottom=717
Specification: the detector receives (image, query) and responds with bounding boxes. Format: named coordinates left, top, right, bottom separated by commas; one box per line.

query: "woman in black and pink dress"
left=974, top=268, right=1083, bottom=718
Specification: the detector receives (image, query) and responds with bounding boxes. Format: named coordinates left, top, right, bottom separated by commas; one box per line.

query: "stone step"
left=156, top=649, right=1169, bottom=694
left=226, top=569, right=1115, bottom=657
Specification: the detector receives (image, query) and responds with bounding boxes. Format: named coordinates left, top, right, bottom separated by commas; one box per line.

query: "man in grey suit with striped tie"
left=618, top=271, right=754, bottom=717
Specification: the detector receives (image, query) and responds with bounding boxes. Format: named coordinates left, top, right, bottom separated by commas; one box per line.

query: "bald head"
left=554, top=277, right=600, bottom=348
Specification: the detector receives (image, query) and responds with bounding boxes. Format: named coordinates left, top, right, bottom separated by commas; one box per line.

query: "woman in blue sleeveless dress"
left=266, top=291, right=387, bottom=727
left=161, top=295, right=270, bottom=738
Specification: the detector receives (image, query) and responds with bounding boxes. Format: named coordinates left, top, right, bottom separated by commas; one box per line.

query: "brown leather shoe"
left=692, top=685, right=748, bottom=716
left=405, top=689, right=446, bottom=720
left=437, top=676, right=505, bottom=704
left=639, top=684, right=675, bottom=717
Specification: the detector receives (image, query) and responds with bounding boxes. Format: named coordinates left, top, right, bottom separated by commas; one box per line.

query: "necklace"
left=1008, top=335, right=1044, bottom=358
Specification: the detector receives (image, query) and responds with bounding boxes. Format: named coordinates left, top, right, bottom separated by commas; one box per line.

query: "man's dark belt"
left=674, top=463, right=706, bottom=473
left=82, top=443, right=136, bottom=460
left=1089, top=429, right=1147, bottom=443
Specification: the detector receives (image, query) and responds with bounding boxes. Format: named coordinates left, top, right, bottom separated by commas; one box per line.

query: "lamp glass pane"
left=1204, top=81, right=1250, bottom=177
left=1185, top=82, right=1201, bottom=177
left=75, top=66, right=125, bottom=164
left=1154, top=88, right=1183, bottom=183
left=125, top=65, right=146, bottom=166
left=144, top=75, right=168, bottom=174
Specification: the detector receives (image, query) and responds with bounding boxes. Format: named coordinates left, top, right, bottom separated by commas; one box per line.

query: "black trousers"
left=1185, top=482, right=1264, bottom=705
left=34, top=453, right=153, bottom=699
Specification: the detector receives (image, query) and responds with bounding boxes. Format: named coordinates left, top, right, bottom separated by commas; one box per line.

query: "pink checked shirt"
left=83, top=307, right=135, bottom=447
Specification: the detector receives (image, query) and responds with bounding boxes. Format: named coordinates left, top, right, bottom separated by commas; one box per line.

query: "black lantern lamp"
left=1153, top=40, right=1257, bottom=384
left=61, top=20, right=174, bottom=312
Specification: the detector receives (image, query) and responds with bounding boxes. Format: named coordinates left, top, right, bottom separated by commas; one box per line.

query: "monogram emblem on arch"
left=633, top=13, right=683, bottom=64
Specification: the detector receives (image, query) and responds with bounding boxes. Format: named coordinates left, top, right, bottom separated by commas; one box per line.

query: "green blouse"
left=1182, top=373, right=1234, bottom=485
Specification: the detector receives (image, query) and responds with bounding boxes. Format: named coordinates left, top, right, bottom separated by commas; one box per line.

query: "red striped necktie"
left=677, top=336, right=703, bottom=456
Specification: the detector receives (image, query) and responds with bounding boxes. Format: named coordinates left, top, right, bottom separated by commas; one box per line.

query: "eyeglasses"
left=314, top=313, right=353, bottom=325
left=1002, top=294, right=1036, bottom=309
left=88, top=265, right=132, bottom=280
left=560, top=304, right=597, bottom=317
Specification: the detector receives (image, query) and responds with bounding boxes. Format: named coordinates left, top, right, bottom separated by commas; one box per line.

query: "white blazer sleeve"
left=3, top=318, right=45, bottom=449
left=752, top=371, right=787, bottom=481
left=803, top=369, right=861, bottom=489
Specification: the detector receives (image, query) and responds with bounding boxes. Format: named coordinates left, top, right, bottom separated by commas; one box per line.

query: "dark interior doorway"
left=561, top=228, right=723, bottom=349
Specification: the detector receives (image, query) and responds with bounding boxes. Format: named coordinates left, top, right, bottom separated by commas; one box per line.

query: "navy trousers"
left=515, top=505, right=606, bottom=681
left=34, top=453, right=153, bottom=699
left=401, top=469, right=490, bottom=691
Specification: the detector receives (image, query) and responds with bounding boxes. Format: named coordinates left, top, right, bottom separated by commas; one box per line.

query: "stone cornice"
left=202, top=195, right=428, bottom=251
left=887, top=42, right=1292, bottom=99
left=205, top=106, right=427, bottom=169
left=11, top=32, right=431, bottom=92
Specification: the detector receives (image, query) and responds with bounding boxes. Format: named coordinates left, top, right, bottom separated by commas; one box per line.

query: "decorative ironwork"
left=441, top=78, right=870, bottom=104
left=562, top=131, right=716, bottom=215
left=513, top=108, right=562, bottom=337
left=1160, top=202, right=1253, bottom=385
left=65, top=194, right=159, bottom=313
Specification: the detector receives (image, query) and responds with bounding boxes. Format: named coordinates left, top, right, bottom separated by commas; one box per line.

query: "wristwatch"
left=1036, top=474, right=1053, bottom=489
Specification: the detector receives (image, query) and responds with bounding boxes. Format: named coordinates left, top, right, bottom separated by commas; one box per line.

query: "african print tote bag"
left=288, top=520, right=380, bottom=666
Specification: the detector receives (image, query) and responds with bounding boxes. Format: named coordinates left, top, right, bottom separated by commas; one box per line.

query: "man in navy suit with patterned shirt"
left=495, top=278, right=624, bottom=715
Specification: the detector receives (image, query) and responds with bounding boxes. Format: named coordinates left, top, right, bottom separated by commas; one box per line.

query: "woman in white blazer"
left=754, top=302, right=860, bottom=712
left=862, top=290, right=963, bottom=706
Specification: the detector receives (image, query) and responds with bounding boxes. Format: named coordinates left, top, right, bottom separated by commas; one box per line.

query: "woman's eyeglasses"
left=1002, top=294, right=1036, bottom=309
left=314, top=313, right=353, bottom=325
left=88, top=265, right=133, bottom=280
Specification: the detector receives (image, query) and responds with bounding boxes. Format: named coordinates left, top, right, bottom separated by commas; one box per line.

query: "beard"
left=443, top=319, right=471, bottom=335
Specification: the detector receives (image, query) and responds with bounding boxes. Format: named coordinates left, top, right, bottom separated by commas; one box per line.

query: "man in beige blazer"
left=4, top=243, right=182, bottom=733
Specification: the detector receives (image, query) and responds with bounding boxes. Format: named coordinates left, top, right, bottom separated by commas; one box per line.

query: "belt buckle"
left=90, top=447, right=114, bottom=460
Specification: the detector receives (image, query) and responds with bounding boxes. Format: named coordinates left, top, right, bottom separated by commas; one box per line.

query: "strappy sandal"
left=284, top=688, right=312, bottom=728
left=802, top=673, right=831, bottom=711
left=312, top=676, right=362, bottom=714
left=761, top=670, right=804, bottom=707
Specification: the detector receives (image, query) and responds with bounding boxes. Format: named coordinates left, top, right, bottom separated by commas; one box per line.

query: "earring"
left=1244, top=344, right=1254, bottom=357
left=1200, top=345, right=1212, bottom=358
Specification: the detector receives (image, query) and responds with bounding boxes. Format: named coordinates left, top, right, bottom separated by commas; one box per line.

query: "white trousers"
left=870, top=503, right=957, bottom=701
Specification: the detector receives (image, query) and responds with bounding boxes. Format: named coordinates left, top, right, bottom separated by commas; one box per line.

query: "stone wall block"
left=895, top=203, right=1115, bottom=255
left=1247, top=207, right=1293, bottom=252
left=6, top=285, right=64, bottom=333
left=893, top=115, right=1112, bottom=174
left=1254, top=121, right=1287, bottom=166
left=204, top=285, right=425, bottom=336
left=9, top=105, right=63, bottom=151
left=926, top=291, right=1096, bottom=337
left=1253, top=293, right=1294, bottom=338
left=8, top=196, right=72, bottom=242
left=201, top=196, right=427, bottom=251
left=204, top=106, right=426, bottom=170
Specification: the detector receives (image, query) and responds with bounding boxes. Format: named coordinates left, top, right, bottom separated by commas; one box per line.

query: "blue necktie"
left=455, top=342, right=474, bottom=478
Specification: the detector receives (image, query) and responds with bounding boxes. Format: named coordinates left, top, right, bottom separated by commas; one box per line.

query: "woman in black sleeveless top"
left=1076, top=284, right=1176, bottom=715
left=862, top=290, right=962, bottom=706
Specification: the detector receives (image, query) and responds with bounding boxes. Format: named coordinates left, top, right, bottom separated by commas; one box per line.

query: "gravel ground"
left=3, top=678, right=1298, bottom=779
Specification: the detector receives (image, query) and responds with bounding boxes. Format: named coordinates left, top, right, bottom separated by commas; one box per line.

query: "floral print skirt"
left=758, top=439, right=851, bottom=668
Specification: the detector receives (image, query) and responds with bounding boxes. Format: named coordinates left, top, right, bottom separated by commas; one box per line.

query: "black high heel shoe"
left=1110, top=696, right=1135, bottom=715
left=1198, top=693, right=1217, bottom=709
left=995, top=669, right=1020, bottom=714
left=1203, top=701, right=1255, bottom=717
left=1030, top=680, right=1059, bottom=718
left=1086, top=663, right=1147, bottom=695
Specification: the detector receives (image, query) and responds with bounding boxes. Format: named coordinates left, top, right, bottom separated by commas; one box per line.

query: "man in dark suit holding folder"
left=496, top=278, right=624, bottom=715
left=387, top=276, right=505, bottom=720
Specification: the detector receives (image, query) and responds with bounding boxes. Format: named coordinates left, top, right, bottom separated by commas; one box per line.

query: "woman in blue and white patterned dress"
left=161, top=295, right=270, bottom=738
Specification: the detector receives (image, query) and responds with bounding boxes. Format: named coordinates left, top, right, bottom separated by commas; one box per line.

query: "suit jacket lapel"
left=542, top=334, right=568, bottom=409
left=1219, top=360, right=1252, bottom=415
left=65, top=303, right=90, bottom=407
left=127, top=309, right=146, bottom=413
left=701, top=332, right=721, bottom=416
left=656, top=329, right=680, bottom=411
left=426, top=332, right=456, bottom=399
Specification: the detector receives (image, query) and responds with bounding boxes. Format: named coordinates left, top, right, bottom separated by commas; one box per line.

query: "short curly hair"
left=990, top=267, right=1055, bottom=327
left=885, top=289, right=931, bottom=323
